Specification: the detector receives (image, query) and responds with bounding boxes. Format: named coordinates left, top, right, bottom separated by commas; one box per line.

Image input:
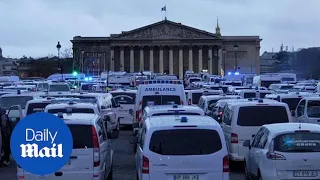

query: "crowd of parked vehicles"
left=0, top=70, right=320, bottom=180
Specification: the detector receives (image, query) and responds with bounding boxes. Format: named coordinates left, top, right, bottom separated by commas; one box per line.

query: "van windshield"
left=307, top=100, right=320, bottom=118
left=67, top=124, right=93, bottom=149
left=149, top=129, right=222, bottom=155
left=26, top=102, right=51, bottom=115
left=81, top=83, right=95, bottom=91
left=111, top=92, right=136, bottom=105
left=274, top=132, right=320, bottom=152
left=282, top=98, right=302, bottom=111
left=192, top=93, right=203, bottom=104
left=244, top=92, right=256, bottom=98
left=142, top=95, right=180, bottom=110
left=47, top=108, right=95, bottom=114
left=49, top=84, right=70, bottom=92
left=0, top=96, right=33, bottom=109
left=237, top=106, right=289, bottom=126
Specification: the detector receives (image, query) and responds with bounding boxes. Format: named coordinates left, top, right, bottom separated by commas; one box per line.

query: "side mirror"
left=291, top=110, right=296, bottom=117
left=243, top=140, right=251, bottom=148
left=129, top=137, right=138, bottom=144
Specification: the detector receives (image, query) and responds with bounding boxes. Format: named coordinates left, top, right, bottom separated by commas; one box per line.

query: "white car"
left=243, top=123, right=320, bottom=180
left=131, top=115, right=229, bottom=180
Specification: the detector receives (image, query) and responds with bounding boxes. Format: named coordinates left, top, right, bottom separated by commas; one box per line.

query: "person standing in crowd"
left=0, top=107, right=12, bottom=166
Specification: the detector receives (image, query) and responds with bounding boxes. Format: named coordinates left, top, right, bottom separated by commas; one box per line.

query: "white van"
left=233, top=89, right=273, bottom=99
left=131, top=115, right=229, bottom=180
left=133, top=80, right=186, bottom=135
left=198, top=95, right=241, bottom=115
left=221, top=99, right=292, bottom=162
left=110, top=89, right=136, bottom=126
left=186, top=89, right=223, bottom=105
left=17, top=113, right=117, bottom=180
left=294, top=96, right=320, bottom=125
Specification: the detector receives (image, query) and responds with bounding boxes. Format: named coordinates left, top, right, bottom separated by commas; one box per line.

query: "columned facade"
left=104, top=45, right=219, bottom=78
left=72, top=19, right=261, bottom=78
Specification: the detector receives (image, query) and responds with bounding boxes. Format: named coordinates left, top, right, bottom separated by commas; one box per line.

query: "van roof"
left=264, top=123, right=320, bottom=135
left=53, top=113, right=99, bottom=125
left=200, top=94, right=241, bottom=100
left=146, top=115, right=219, bottom=128
left=145, top=105, right=204, bottom=113
left=228, top=99, right=285, bottom=106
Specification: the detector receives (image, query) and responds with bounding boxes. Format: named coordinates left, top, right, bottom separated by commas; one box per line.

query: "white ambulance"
left=132, top=80, right=186, bottom=135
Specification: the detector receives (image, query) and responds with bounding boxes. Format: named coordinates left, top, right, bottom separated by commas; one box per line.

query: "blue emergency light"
left=84, top=77, right=89, bottom=81
left=227, top=72, right=232, bottom=75
left=88, top=77, right=93, bottom=81
left=180, top=117, right=188, bottom=123
left=234, top=72, right=240, bottom=75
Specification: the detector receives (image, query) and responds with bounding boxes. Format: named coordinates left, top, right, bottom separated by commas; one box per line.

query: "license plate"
left=293, top=171, right=317, bottom=177
left=174, top=174, right=199, bottom=180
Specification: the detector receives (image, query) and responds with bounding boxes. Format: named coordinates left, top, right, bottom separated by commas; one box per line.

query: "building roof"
left=72, top=19, right=261, bottom=42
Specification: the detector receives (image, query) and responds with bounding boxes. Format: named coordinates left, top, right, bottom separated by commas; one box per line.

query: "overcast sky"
left=1, top=0, right=319, bottom=58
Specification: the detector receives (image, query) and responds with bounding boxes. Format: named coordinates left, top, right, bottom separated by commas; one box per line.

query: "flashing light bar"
left=139, top=80, right=183, bottom=84
left=227, top=72, right=240, bottom=75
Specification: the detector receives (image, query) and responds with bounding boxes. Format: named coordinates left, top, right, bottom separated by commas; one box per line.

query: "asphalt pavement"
left=1, top=128, right=245, bottom=180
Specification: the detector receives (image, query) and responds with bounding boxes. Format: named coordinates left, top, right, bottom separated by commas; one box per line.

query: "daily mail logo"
left=11, top=112, right=73, bottom=175
left=20, top=128, right=63, bottom=158
left=145, top=87, right=176, bottom=91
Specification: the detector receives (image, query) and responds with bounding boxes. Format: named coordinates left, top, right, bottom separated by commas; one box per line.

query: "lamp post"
left=222, top=46, right=226, bottom=76
left=233, top=42, right=239, bottom=72
left=56, top=42, right=62, bottom=80
left=106, top=57, right=114, bottom=91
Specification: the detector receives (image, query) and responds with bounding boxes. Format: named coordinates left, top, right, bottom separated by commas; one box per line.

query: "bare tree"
left=60, top=48, right=73, bottom=58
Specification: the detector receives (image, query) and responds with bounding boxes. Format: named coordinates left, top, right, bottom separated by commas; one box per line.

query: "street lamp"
left=233, top=42, right=239, bottom=72
left=106, top=57, right=114, bottom=91
left=56, top=41, right=62, bottom=80
left=222, top=47, right=226, bottom=76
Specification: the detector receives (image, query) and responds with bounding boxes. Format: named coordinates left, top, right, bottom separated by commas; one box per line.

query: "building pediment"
left=112, top=20, right=217, bottom=40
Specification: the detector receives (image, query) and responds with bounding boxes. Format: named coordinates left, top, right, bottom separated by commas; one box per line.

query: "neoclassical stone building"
left=71, top=19, right=261, bottom=78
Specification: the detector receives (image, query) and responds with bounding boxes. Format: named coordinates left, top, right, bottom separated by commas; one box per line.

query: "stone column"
left=169, top=47, right=174, bottom=75
left=149, top=46, right=154, bottom=72
left=120, top=47, right=124, bottom=71
left=159, top=46, right=164, bottom=73
left=208, top=46, right=213, bottom=74
left=188, top=46, right=193, bottom=70
left=110, top=48, right=114, bottom=71
left=218, top=47, right=223, bottom=76
left=130, top=47, right=134, bottom=73
left=179, top=46, right=183, bottom=79
left=140, top=47, right=144, bottom=71
left=198, top=46, right=203, bottom=72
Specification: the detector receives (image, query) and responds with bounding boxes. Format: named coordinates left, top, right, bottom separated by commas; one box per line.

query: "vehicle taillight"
left=219, top=111, right=223, bottom=116
left=92, top=126, right=100, bottom=167
left=223, top=155, right=229, bottom=172
left=231, top=133, right=238, bottom=143
left=18, top=176, right=25, bottom=180
left=266, top=151, right=286, bottom=160
left=142, top=156, right=149, bottom=174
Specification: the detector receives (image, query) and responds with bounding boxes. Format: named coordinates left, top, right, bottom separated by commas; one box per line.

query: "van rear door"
left=235, top=105, right=290, bottom=157
left=50, top=124, right=94, bottom=180
left=146, top=128, right=226, bottom=180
